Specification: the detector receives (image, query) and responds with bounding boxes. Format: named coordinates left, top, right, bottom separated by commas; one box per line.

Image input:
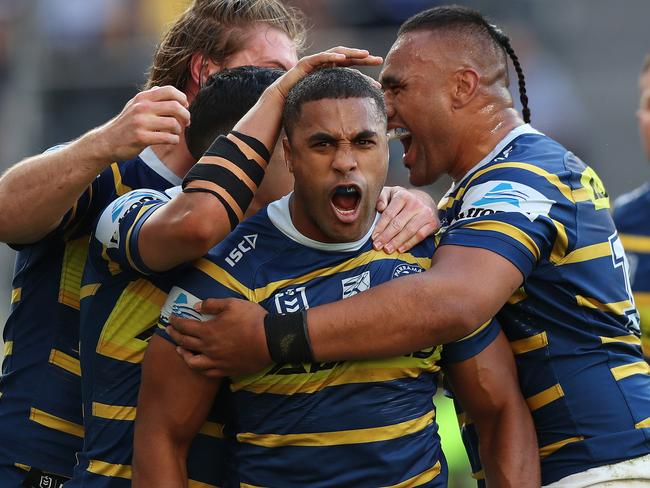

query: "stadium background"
left=0, top=0, right=648, bottom=486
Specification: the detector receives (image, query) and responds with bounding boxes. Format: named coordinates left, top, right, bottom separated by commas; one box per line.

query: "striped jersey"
left=438, top=124, right=650, bottom=485
left=613, top=183, right=650, bottom=361
left=68, top=132, right=271, bottom=487
left=0, top=147, right=180, bottom=478
left=157, top=193, right=500, bottom=488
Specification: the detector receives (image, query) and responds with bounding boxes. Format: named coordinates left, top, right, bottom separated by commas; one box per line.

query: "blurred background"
left=0, top=0, right=648, bottom=485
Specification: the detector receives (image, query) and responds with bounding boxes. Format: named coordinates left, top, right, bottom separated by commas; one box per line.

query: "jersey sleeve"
left=156, top=262, right=248, bottom=346
left=439, top=318, right=501, bottom=365
left=440, top=168, right=563, bottom=279
left=93, top=186, right=181, bottom=275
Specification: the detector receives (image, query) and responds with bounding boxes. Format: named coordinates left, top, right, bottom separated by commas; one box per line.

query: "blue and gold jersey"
left=438, top=125, right=650, bottom=485
left=0, top=147, right=180, bottom=478
left=158, top=194, right=500, bottom=488
left=614, top=183, right=650, bottom=361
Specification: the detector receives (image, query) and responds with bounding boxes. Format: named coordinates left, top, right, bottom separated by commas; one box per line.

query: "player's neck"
left=450, top=108, right=523, bottom=182
left=150, top=133, right=196, bottom=178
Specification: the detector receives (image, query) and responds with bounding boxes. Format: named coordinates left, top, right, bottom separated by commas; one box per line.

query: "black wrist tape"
left=264, top=310, right=314, bottom=364
left=182, top=187, right=239, bottom=229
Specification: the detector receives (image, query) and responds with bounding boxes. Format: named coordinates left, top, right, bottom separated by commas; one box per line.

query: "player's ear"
left=282, top=137, right=294, bottom=173
left=451, top=68, right=480, bottom=109
left=189, top=52, right=221, bottom=87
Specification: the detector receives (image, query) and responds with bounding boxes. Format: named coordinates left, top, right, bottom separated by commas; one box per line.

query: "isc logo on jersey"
left=458, top=181, right=555, bottom=222
left=160, top=286, right=214, bottom=326
left=225, top=234, right=258, bottom=267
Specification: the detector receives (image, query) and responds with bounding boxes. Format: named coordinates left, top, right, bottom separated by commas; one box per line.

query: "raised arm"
left=0, top=86, right=190, bottom=244
left=132, top=334, right=221, bottom=487
left=444, top=331, right=540, bottom=487
left=127, top=48, right=384, bottom=272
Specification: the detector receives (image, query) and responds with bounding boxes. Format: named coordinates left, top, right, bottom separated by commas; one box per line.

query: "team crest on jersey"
left=458, top=180, right=555, bottom=222
left=274, top=287, right=309, bottom=313
left=392, top=263, right=424, bottom=278
left=160, top=287, right=208, bottom=326
left=341, top=271, right=371, bottom=298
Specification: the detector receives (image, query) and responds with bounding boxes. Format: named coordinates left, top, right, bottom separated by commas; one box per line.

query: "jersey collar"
left=139, top=146, right=182, bottom=186
left=267, top=193, right=379, bottom=252
left=450, top=124, right=543, bottom=192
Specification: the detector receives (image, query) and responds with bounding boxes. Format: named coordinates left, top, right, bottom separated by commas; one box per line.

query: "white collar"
left=139, top=146, right=182, bottom=186
left=267, top=193, right=379, bottom=252
left=450, top=124, right=543, bottom=192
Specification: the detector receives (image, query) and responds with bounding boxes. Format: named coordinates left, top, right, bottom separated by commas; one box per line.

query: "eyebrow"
left=379, top=74, right=401, bottom=88
left=351, top=130, right=378, bottom=142
left=307, top=130, right=378, bottom=144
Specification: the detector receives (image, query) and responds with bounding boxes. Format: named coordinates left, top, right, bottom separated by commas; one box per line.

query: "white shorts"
left=543, top=454, right=650, bottom=487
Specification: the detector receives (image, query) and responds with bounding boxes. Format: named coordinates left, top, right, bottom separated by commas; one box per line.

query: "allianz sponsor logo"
left=457, top=180, right=554, bottom=222
left=392, top=263, right=424, bottom=278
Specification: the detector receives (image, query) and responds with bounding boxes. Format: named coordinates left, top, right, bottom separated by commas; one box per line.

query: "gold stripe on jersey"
left=549, top=219, right=569, bottom=264
left=30, top=407, right=84, bottom=438
left=472, top=469, right=485, bottom=480
left=199, top=421, right=225, bottom=438
left=457, top=320, right=492, bottom=341
left=252, top=250, right=431, bottom=304
left=195, top=250, right=432, bottom=304
left=526, top=384, right=564, bottom=411
left=559, top=242, right=611, bottom=265
left=233, top=347, right=440, bottom=394
left=539, top=436, right=584, bottom=459
left=611, top=361, right=650, bottom=381
left=510, top=332, right=548, bottom=355
left=14, top=463, right=30, bottom=471
left=636, top=417, right=650, bottom=429
left=49, top=349, right=80, bottom=376
left=92, top=402, right=136, bottom=421
left=58, top=236, right=89, bottom=310
left=508, top=287, right=527, bottom=304
left=80, top=283, right=101, bottom=299
left=96, top=279, right=166, bottom=363
left=237, top=409, right=435, bottom=448
left=101, top=245, right=122, bottom=276
left=459, top=220, right=540, bottom=260
left=442, top=162, right=576, bottom=210
left=110, top=162, right=132, bottom=196
left=634, top=291, right=650, bottom=308
left=87, top=460, right=131, bottom=479
left=385, top=460, right=442, bottom=488
left=620, top=234, right=650, bottom=253
left=10, top=287, right=21, bottom=304
left=4, top=340, right=13, bottom=356
left=575, top=295, right=634, bottom=316
left=194, top=258, right=252, bottom=299
left=600, top=335, right=642, bottom=346
left=227, top=132, right=268, bottom=168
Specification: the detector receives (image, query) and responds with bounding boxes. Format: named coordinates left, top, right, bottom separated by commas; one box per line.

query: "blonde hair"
left=145, top=0, right=307, bottom=90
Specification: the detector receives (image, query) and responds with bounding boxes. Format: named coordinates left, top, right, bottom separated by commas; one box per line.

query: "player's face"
left=225, top=25, right=298, bottom=71
left=638, top=69, right=650, bottom=161
left=381, top=31, right=457, bottom=186
left=284, top=98, right=388, bottom=243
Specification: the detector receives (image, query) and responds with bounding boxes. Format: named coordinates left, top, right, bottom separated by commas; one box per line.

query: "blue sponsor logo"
left=392, top=264, right=424, bottom=278
left=170, top=293, right=202, bottom=321
left=471, top=182, right=528, bottom=208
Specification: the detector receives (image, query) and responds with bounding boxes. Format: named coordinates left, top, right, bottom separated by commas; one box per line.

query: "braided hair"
left=398, top=5, right=531, bottom=123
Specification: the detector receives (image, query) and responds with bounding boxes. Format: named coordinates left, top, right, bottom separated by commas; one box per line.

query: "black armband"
left=182, top=187, right=239, bottom=229
left=264, top=310, right=314, bottom=364
left=182, top=132, right=270, bottom=226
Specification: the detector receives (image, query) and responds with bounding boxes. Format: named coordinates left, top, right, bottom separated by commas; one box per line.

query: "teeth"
left=335, top=186, right=358, bottom=195
left=388, top=128, right=411, bottom=140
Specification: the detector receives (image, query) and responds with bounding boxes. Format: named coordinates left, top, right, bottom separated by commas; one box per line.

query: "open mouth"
left=331, top=184, right=362, bottom=222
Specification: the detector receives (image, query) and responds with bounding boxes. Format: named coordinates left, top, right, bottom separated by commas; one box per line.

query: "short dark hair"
left=283, top=68, right=386, bottom=139
left=399, top=5, right=531, bottom=124
left=186, top=65, right=284, bottom=158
